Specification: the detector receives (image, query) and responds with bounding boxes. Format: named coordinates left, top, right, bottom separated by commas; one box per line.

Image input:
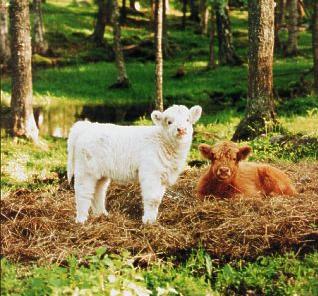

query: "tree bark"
left=91, top=0, right=112, bottom=46
left=208, top=7, right=215, bottom=69
left=182, top=0, right=187, bottom=30
left=154, top=0, right=163, bottom=111
left=129, top=0, right=136, bottom=10
left=232, top=0, right=275, bottom=141
left=10, top=0, right=39, bottom=142
left=162, top=0, right=168, bottom=57
left=286, top=0, right=298, bottom=56
left=106, top=0, right=112, bottom=23
left=215, top=3, right=242, bottom=66
left=0, top=0, right=11, bottom=67
left=33, top=0, right=48, bottom=54
left=313, top=2, right=318, bottom=94
left=165, top=0, right=170, bottom=14
left=274, top=0, right=285, bottom=50
left=112, top=0, right=130, bottom=87
left=148, top=0, right=153, bottom=28
left=199, top=0, right=209, bottom=35
left=121, top=0, right=127, bottom=21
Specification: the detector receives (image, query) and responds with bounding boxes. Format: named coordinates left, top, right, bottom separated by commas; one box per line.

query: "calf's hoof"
left=142, top=215, right=157, bottom=224
left=76, top=216, right=88, bottom=224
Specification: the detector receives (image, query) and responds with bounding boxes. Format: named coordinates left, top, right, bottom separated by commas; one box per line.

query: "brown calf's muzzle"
left=216, top=166, right=232, bottom=180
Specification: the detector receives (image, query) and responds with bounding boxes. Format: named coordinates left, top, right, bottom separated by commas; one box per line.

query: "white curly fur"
left=67, top=105, right=202, bottom=224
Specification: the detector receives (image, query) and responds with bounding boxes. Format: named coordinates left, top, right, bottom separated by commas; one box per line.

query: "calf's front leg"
left=139, top=175, right=165, bottom=224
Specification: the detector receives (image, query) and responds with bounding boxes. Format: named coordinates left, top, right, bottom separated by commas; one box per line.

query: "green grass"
left=2, top=249, right=318, bottom=295
left=0, top=137, right=67, bottom=196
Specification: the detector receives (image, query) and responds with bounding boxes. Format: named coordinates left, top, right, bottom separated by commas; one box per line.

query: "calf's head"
left=199, top=141, right=252, bottom=181
left=151, top=105, right=202, bottom=143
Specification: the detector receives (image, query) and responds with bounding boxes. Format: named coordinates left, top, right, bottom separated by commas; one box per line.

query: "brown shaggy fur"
left=197, top=141, right=297, bottom=199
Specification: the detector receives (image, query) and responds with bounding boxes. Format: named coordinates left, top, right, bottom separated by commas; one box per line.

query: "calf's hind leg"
left=91, top=177, right=110, bottom=217
left=74, top=174, right=97, bottom=223
left=259, top=166, right=297, bottom=196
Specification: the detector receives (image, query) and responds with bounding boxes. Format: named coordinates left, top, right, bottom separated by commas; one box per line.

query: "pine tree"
left=111, top=0, right=130, bottom=88
left=215, top=1, right=242, bottom=66
left=286, top=0, right=298, bottom=56
left=232, top=0, right=275, bottom=141
left=0, top=0, right=10, bottom=67
left=10, top=0, right=39, bottom=142
left=33, top=0, right=48, bottom=54
left=313, top=1, right=318, bottom=94
left=154, top=0, right=163, bottom=111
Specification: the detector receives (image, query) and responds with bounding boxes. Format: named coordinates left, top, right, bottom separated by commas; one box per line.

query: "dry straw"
left=1, top=162, right=317, bottom=264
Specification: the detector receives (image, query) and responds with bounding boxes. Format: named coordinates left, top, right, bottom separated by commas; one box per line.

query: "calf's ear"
left=199, top=144, right=214, bottom=160
left=151, top=110, right=163, bottom=125
left=190, top=106, right=202, bottom=124
left=237, top=146, right=252, bottom=161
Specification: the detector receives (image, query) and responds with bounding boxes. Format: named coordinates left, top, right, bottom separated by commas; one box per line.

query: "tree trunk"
left=162, top=0, right=168, bottom=57
left=199, top=0, right=209, bottom=35
left=106, top=0, right=113, bottom=23
left=189, top=0, right=199, bottom=21
left=232, top=0, right=275, bottom=141
left=33, top=0, right=48, bottom=54
left=150, top=0, right=155, bottom=28
left=313, top=2, right=318, bottom=94
left=182, top=0, right=186, bottom=30
left=10, top=0, right=39, bottom=142
left=112, top=0, right=130, bottom=87
left=0, top=0, right=11, bottom=67
left=165, top=0, right=170, bottom=14
left=91, top=0, right=111, bottom=46
left=208, top=7, right=215, bottom=69
left=274, top=0, right=285, bottom=50
left=129, top=0, right=136, bottom=10
left=154, top=0, right=163, bottom=111
left=286, top=0, right=298, bottom=56
left=215, top=3, right=242, bottom=66
left=121, top=0, right=127, bottom=21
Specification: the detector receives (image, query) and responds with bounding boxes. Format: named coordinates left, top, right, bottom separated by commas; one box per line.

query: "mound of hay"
left=1, top=162, right=317, bottom=264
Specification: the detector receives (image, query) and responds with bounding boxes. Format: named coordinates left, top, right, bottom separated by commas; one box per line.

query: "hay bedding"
left=1, top=162, right=318, bottom=264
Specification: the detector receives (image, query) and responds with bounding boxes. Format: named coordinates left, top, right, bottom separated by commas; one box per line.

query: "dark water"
left=1, top=103, right=152, bottom=138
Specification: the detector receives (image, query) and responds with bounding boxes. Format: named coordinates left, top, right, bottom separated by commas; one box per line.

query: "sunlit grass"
left=279, top=113, right=318, bottom=137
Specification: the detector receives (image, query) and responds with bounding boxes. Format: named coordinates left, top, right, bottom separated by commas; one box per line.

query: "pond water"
left=1, top=103, right=152, bottom=138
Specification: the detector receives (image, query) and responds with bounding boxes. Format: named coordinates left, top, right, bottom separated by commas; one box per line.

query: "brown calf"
left=197, top=141, right=297, bottom=199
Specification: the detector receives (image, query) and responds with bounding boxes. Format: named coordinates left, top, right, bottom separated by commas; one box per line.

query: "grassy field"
left=2, top=250, right=318, bottom=295
left=1, top=0, right=318, bottom=295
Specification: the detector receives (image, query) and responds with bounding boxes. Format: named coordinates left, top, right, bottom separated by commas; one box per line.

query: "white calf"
left=67, top=105, right=202, bottom=223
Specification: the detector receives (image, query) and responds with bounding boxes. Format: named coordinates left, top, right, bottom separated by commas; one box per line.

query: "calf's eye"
left=167, top=120, right=172, bottom=125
